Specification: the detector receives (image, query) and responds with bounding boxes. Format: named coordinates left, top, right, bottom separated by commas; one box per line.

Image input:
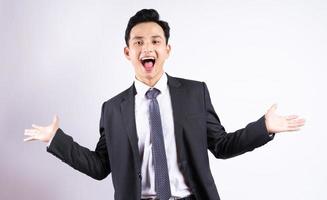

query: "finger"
left=268, top=103, right=278, bottom=113
left=24, top=129, right=38, bottom=134
left=32, top=124, right=42, bottom=130
left=288, top=119, right=306, bottom=126
left=24, top=132, right=36, bottom=136
left=286, top=115, right=299, bottom=120
left=286, top=127, right=301, bottom=132
left=53, top=115, right=59, bottom=124
left=23, top=136, right=36, bottom=142
left=288, top=123, right=305, bottom=129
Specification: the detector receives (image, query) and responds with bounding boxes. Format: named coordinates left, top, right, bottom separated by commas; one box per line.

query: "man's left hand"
left=265, top=104, right=305, bottom=134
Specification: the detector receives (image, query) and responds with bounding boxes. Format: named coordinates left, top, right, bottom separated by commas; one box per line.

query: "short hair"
left=125, top=9, right=170, bottom=46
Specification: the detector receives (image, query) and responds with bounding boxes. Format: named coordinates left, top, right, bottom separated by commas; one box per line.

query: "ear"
left=166, top=44, right=171, bottom=57
left=124, top=47, right=131, bottom=60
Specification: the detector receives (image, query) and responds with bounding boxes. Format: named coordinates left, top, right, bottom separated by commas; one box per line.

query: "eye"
left=152, top=40, right=160, bottom=45
left=135, top=40, right=143, bottom=46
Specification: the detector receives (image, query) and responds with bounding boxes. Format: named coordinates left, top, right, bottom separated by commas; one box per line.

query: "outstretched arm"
left=203, top=82, right=305, bottom=159
left=23, top=112, right=111, bottom=180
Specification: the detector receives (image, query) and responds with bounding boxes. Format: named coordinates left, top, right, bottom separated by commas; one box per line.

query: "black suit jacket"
left=47, top=74, right=273, bottom=200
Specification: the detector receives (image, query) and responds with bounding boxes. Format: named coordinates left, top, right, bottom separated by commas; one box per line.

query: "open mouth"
left=140, top=57, right=156, bottom=71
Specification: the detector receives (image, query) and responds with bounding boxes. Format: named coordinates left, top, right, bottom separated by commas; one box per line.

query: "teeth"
left=141, top=57, right=155, bottom=61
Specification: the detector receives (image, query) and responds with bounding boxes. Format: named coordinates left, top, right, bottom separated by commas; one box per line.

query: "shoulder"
left=167, top=74, right=205, bottom=90
left=102, top=84, right=135, bottom=108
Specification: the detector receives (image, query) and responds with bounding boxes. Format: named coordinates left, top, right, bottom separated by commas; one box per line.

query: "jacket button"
left=138, top=173, right=142, bottom=180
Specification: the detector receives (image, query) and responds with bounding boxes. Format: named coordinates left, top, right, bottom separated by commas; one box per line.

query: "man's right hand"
left=24, top=115, right=59, bottom=143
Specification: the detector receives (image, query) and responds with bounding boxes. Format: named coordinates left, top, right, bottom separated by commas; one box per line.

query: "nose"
left=142, top=42, right=154, bottom=54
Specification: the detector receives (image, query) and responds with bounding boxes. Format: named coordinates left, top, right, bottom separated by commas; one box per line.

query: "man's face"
left=124, top=22, right=171, bottom=85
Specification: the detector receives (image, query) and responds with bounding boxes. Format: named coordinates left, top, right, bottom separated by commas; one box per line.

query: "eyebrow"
left=131, top=35, right=163, bottom=40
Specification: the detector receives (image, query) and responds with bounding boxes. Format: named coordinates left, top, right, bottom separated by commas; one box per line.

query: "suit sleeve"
left=47, top=102, right=111, bottom=180
left=203, top=82, right=273, bottom=159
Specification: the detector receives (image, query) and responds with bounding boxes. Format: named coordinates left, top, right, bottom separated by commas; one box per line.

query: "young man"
left=24, top=9, right=305, bottom=200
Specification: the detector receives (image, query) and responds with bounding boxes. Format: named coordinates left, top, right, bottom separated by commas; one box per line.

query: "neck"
left=136, top=72, right=164, bottom=87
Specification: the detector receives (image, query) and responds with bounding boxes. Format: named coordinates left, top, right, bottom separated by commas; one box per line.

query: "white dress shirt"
left=134, top=73, right=191, bottom=199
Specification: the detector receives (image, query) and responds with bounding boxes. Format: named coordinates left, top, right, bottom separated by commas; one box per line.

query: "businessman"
left=24, top=9, right=305, bottom=200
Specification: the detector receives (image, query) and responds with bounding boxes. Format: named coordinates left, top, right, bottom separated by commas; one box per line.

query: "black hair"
left=125, top=9, right=170, bottom=46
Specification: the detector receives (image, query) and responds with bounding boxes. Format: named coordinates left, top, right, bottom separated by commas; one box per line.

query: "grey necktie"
left=146, top=88, right=171, bottom=200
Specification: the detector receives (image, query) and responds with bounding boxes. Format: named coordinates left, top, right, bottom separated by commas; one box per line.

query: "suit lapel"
left=120, top=85, right=141, bottom=171
left=167, top=74, right=187, bottom=163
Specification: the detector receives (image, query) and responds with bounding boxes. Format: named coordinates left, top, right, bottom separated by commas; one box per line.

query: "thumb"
left=52, top=115, right=59, bottom=125
left=267, top=103, right=278, bottom=115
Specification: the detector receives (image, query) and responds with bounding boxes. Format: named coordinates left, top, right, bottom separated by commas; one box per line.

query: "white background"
left=1, top=0, right=326, bottom=199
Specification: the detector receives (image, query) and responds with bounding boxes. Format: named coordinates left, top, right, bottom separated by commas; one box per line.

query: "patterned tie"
left=145, top=88, right=171, bottom=200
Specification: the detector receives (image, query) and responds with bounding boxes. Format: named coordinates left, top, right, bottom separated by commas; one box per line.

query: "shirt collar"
left=134, top=73, right=168, bottom=97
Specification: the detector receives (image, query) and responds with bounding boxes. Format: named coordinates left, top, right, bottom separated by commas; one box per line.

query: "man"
left=24, top=9, right=305, bottom=200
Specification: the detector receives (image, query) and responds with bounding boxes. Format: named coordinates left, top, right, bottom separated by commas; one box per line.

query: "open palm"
left=24, top=115, right=59, bottom=142
left=265, top=104, right=305, bottom=134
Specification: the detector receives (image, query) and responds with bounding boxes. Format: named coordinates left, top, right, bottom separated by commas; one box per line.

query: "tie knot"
left=145, top=88, right=160, bottom=99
